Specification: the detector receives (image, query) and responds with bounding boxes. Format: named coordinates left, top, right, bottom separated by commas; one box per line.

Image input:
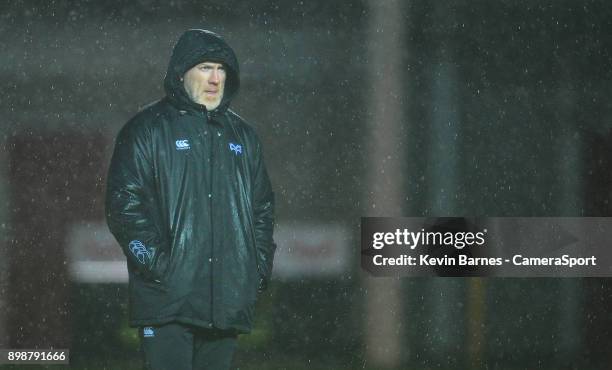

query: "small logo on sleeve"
left=176, top=139, right=190, bottom=150
left=143, top=327, right=155, bottom=338
left=129, top=240, right=153, bottom=264
left=229, top=143, right=242, bottom=155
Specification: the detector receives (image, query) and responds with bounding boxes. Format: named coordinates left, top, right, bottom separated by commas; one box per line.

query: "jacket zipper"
left=207, top=110, right=215, bottom=328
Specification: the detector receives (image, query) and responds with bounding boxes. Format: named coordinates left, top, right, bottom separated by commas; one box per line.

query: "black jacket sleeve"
left=251, top=137, right=276, bottom=291
left=105, top=123, right=167, bottom=281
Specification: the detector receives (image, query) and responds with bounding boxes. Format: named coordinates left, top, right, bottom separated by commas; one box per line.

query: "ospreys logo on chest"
left=229, top=142, right=242, bottom=155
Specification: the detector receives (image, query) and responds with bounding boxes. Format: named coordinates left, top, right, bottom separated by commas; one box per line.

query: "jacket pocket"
left=149, top=248, right=170, bottom=284
left=143, top=278, right=169, bottom=292
left=132, top=270, right=169, bottom=293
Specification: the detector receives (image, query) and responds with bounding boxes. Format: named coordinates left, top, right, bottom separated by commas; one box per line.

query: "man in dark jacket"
left=105, top=29, right=276, bottom=370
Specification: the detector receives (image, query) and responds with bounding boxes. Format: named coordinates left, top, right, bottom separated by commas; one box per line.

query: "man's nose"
left=209, top=69, right=220, bottom=84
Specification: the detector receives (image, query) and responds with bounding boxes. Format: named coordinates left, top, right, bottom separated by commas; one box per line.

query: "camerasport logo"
left=175, top=139, right=190, bottom=150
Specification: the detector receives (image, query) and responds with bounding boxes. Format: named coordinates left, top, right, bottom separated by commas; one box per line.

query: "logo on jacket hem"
left=176, top=139, right=190, bottom=150
left=229, top=142, right=242, bottom=155
left=143, top=326, right=155, bottom=338
left=129, top=240, right=153, bottom=264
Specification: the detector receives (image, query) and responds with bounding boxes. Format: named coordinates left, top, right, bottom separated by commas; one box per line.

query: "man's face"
left=183, top=62, right=226, bottom=110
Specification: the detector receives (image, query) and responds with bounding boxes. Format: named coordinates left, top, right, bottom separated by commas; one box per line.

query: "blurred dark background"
left=1, top=0, right=612, bottom=369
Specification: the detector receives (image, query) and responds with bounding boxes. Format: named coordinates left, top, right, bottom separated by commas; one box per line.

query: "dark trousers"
left=139, top=323, right=238, bottom=370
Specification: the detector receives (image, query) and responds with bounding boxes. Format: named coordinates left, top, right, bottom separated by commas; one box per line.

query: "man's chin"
left=199, top=98, right=221, bottom=111
left=203, top=102, right=221, bottom=111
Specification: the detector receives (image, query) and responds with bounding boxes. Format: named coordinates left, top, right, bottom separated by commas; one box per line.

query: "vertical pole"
left=364, top=0, right=406, bottom=367
left=427, top=63, right=459, bottom=216
left=0, top=141, right=7, bottom=347
left=467, top=278, right=485, bottom=367
left=426, top=62, right=464, bottom=357
left=556, top=87, right=581, bottom=358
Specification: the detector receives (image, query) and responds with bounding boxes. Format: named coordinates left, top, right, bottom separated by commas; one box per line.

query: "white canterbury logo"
left=175, top=139, right=190, bottom=150
left=143, top=326, right=155, bottom=337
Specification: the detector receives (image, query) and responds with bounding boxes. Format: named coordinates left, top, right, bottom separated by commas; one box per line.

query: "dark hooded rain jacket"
left=105, top=29, right=276, bottom=333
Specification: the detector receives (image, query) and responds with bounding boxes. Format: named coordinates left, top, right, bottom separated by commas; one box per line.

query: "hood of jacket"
left=163, top=29, right=240, bottom=114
